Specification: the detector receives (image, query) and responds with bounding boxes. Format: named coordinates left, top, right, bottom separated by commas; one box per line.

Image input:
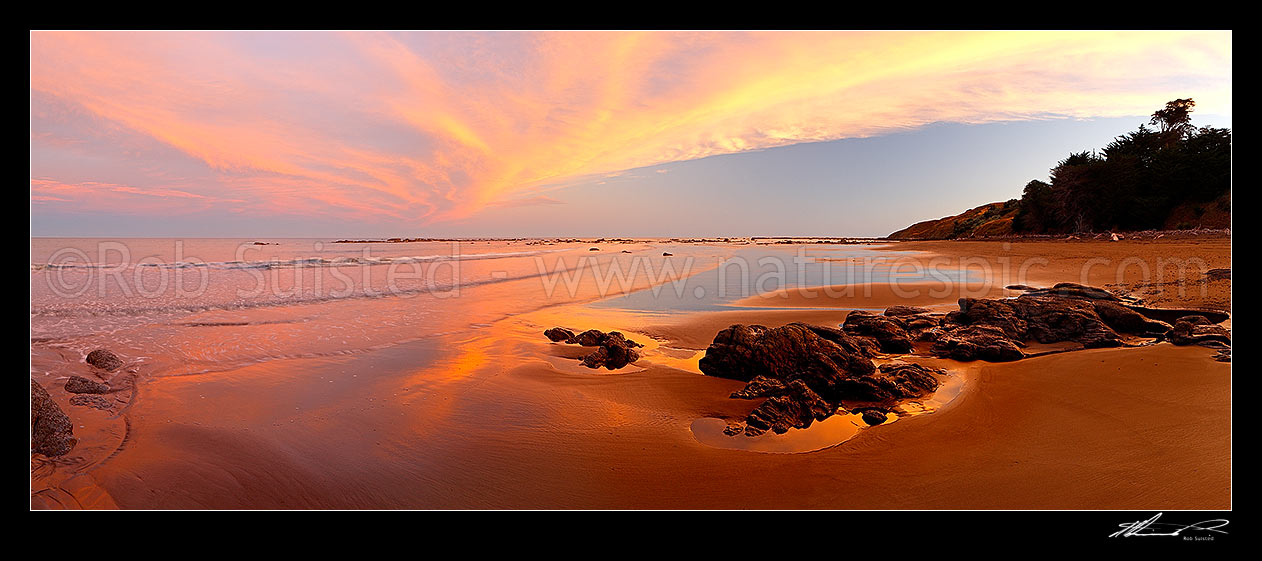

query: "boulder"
left=544, top=327, right=576, bottom=342
left=64, top=375, right=109, bottom=394
left=699, top=323, right=877, bottom=401
left=85, top=349, right=123, bottom=371
left=31, top=380, right=74, bottom=457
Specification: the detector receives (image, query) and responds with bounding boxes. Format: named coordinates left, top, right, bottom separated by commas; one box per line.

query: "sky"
left=30, top=30, right=1232, bottom=238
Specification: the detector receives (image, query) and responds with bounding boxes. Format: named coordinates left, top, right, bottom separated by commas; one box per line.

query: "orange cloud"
left=30, top=30, right=1232, bottom=224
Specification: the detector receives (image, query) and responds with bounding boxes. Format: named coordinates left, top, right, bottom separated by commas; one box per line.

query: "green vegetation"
left=1012, top=99, right=1231, bottom=233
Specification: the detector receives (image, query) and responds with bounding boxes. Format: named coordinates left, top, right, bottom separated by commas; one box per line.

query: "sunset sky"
left=30, top=30, right=1232, bottom=238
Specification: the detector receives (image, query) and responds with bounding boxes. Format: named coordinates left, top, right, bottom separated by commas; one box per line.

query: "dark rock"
left=1169, top=316, right=1231, bottom=347
left=64, top=375, right=109, bottom=394
left=843, top=311, right=914, bottom=353
left=1125, top=305, right=1230, bottom=325
left=545, top=327, right=643, bottom=369
left=884, top=305, right=931, bottom=317
left=85, top=349, right=123, bottom=371
left=69, top=394, right=113, bottom=410
left=31, top=380, right=74, bottom=457
left=571, top=329, right=608, bottom=347
left=662, top=252, right=673, bottom=256
left=833, top=361, right=943, bottom=403
left=589, top=247, right=600, bottom=251
left=1213, top=348, right=1231, bottom=362
left=699, top=323, right=876, bottom=401
left=722, top=424, right=742, bottom=436
left=931, top=325, right=1025, bottom=362
left=544, top=327, right=576, bottom=342
left=744, top=380, right=834, bottom=435
left=580, top=341, right=641, bottom=370
left=730, top=375, right=787, bottom=399
left=1020, top=282, right=1123, bottom=301
left=906, top=316, right=941, bottom=331
left=1205, top=268, right=1231, bottom=281
left=955, top=295, right=1123, bottom=348
left=856, top=408, right=890, bottom=426
left=1091, top=301, right=1171, bottom=336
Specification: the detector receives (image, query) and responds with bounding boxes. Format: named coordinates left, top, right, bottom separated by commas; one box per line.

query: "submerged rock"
left=64, top=375, right=109, bottom=394
left=85, top=349, right=123, bottom=371
left=31, top=380, right=74, bottom=457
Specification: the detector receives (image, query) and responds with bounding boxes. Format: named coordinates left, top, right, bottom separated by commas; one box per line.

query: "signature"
left=1109, top=513, right=1229, bottom=538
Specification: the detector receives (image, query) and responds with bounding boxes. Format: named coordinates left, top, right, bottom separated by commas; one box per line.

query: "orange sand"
left=32, top=237, right=1231, bottom=509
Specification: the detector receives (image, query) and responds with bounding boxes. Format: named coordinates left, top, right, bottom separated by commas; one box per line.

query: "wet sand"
left=738, top=237, right=1232, bottom=313
left=32, top=237, right=1231, bottom=509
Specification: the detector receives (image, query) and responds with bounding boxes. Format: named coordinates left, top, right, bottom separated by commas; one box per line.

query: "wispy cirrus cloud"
left=30, top=30, right=1231, bottom=230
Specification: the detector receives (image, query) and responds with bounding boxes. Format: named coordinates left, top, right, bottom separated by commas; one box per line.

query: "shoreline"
left=31, top=237, right=1231, bottom=509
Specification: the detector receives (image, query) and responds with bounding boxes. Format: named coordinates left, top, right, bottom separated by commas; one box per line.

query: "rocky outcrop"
left=544, top=328, right=643, bottom=370
left=923, top=283, right=1231, bottom=361
left=65, top=375, right=109, bottom=394
left=1168, top=316, right=1231, bottom=348
left=696, top=282, right=1233, bottom=438
left=31, top=380, right=74, bottom=457
left=701, top=323, right=944, bottom=435
left=85, top=349, right=123, bottom=371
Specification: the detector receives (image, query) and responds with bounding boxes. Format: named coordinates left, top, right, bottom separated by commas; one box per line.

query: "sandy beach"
left=30, top=236, right=1231, bottom=509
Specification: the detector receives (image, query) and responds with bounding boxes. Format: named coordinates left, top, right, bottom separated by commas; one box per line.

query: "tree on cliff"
left=1012, top=98, right=1229, bottom=234
left=1150, top=98, right=1197, bottom=137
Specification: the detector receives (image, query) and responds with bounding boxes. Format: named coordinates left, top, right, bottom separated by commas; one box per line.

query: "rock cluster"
left=699, top=322, right=943, bottom=435
left=698, top=282, right=1230, bottom=437
left=543, top=328, right=644, bottom=370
